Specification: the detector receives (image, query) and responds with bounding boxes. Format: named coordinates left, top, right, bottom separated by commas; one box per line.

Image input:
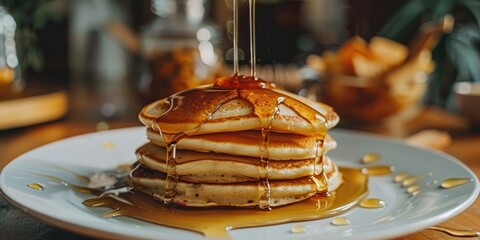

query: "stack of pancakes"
left=129, top=85, right=342, bottom=208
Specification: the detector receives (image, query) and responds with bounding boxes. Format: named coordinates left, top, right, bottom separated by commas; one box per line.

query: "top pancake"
left=139, top=86, right=339, bottom=137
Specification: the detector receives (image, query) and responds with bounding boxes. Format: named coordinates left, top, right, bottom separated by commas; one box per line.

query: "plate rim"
left=0, top=127, right=479, bottom=240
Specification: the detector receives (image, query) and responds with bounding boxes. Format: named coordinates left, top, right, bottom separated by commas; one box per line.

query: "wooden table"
left=0, top=84, right=479, bottom=239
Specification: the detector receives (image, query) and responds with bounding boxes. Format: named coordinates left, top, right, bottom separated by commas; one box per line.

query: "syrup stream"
left=249, top=0, right=256, bottom=77
left=233, top=0, right=239, bottom=75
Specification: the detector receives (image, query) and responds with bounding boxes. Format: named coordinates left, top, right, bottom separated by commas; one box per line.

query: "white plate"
left=0, top=127, right=478, bottom=240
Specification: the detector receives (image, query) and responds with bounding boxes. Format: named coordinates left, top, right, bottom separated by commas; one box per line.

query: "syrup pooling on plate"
left=85, top=167, right=367, bottom=238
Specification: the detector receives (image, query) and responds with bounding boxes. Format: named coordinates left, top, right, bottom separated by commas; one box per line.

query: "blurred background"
left=0, top=0, right=479, bottom=129
left=1, top=2, right=480, bottom=239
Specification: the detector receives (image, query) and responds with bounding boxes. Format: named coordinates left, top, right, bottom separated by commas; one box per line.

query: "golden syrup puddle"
left=83, top=167, right=367, bottom=238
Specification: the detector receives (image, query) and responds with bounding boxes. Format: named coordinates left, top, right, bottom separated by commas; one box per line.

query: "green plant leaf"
left=426, top=37, right=448, bottom=105
left=460, top=0, right=480, bottom=29
left=447, top=27, right=480, bottom=83
left=430, top=0, right=454, bottom=20
left=378, top=0, right=427, bottom=41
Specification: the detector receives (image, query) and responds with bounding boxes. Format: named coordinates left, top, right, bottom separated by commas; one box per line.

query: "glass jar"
left=0, top=6, right=22, bottom=98
left=138, top=0, right=223, bottom=102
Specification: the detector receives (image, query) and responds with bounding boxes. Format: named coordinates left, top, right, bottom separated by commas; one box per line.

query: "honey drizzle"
left=257, top=97, right=284, bottom=209
left=163, top=143, right=177, bottom=204
left=248, top=0, right=270, bottom=210
left=232, top=0, right=239, bottom=75
left=249, top=0, right=257, bottom=77
left=145, top=0, right=328, bottom=209
left=151, top=89, right=239, bottom=204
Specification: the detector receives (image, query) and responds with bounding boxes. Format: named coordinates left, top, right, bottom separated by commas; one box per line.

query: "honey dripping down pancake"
left=132, top=74, right=342, bottom=209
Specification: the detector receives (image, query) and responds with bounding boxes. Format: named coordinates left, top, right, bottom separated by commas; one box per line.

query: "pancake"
left=132, top=79, right=342, bottom=208
left=139, top=86, right=339, bottom=136
left=146, top=128, right=337, bottom=160
left=129, top=157, right=342, bottom=208
left=136, top=142, right=329, bottom=183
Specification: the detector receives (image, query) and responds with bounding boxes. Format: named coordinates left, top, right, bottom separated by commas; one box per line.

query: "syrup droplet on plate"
left=402, top=175, right=423, bottom=187
left=361, top=165, right=394, bottom=175
left=290, top=224, right=307, bottom=233
left=394, top=172, right=408, bottom=183
left=100, top=141, right=115, bottom=149
left=440, top=178, right=472, bottom=189
left=406, top=185, right=421, bottom=194
left=411, top=190, right=421, bottom=196
left=361, top=153, right=380, bottom=164
left=27, top=183, right=44, bottom=191
left=331, top=216, right=351, bottom=226
left=359, top=198, right=386, bottom=208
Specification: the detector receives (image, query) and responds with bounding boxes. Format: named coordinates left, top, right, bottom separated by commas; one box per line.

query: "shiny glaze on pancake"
left=150, top=85, right=328, bottom=137
left=135, top=74, right=333, bottom=208
left=138, top=86, right=338, bottom=136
